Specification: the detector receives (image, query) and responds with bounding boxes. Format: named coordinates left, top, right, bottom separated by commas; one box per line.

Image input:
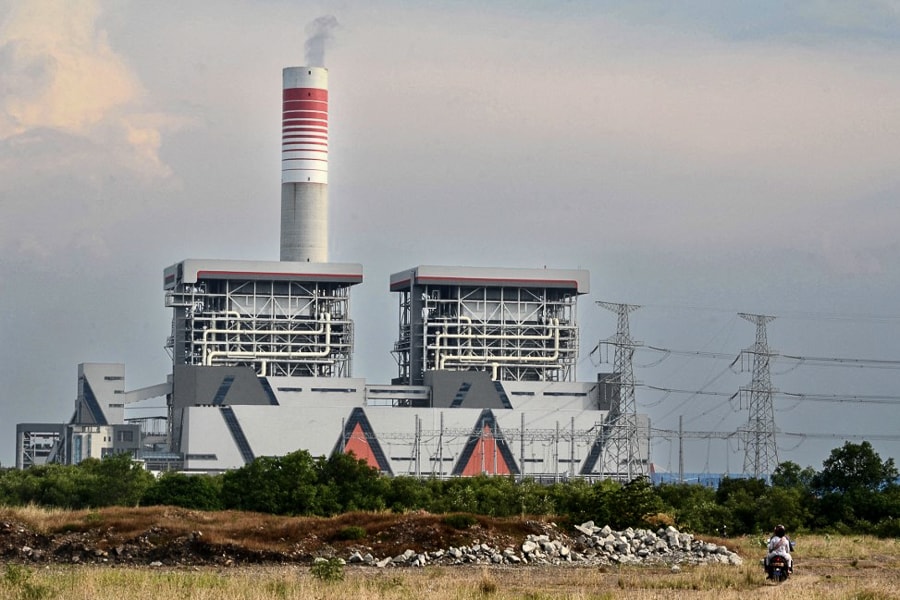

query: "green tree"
left=715, top=477, right=767, bottom=534
left=584, top=478, right=620, bottom=527
left=385, top=476, right=432, bottom=512
left=221, top=451, right=321, bottom=515
left=315, top=452, right=388, bottom=514
left=76, top=453, right=155, bottom=507
left=606, top=477, right=663, bottom=529
left=520, top=478, right=558, bottom=516
left=469, top=475, right=519, bottom=516
left=813, top=441, right=898, bottom=494
left=771, top=461, right=816, bottom=491
left=0, top=464, right=81, bottom=508
left=756, top=486, right=812, bottom=533
left=812, top=442, right=899, bottom=531
left=142, top=472, right=223, bottom=511
left=432, top=478, right=479, bottom=513
left=656, top=482, right=730, bottom=534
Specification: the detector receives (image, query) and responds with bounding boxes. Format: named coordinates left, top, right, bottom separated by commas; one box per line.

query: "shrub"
left=310, top=557, right=344, bottom=582
left=142, top=472, right=222, bottom=511
left=479, top=570, right=497, bottom=595
left=2, top=564, right=53, bottom=600
left=443, top=513, right=478, bottom=529
left=335, top=525, right=366, bottom=541
left=873, top=517, right=900, bottom=538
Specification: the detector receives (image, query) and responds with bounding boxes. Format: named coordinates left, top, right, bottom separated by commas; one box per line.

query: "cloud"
left=0, top=0, right=176, bottom=178
left=1, top=1, right=134, bottom=133
left=0, top=0, right=187, bottom=260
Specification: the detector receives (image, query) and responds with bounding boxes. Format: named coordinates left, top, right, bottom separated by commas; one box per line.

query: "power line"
left=777, top=392, right=900, bottom=405
left=640, top=345, right=739, bottom=362
left=641, top=384, right=736, bottom=399
left=779, top=432, right=900, bottom=442
left=638, top=302, right=900, bottom=324
left=650, top=428, right=900, bottom=442
left=637, top=344, right=900, bottom=370
left=641, top=385, right=900, bottom=406
left=747, top=351, right=900, bottom=370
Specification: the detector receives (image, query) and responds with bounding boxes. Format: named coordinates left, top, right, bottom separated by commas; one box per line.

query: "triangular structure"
left=333, top=407, right=393, bottom=475
left=579, top=432, right=605, bottom=476
left=451, top=409, right=519, bottom=476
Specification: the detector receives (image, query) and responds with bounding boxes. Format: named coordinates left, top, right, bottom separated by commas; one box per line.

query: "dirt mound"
left=0, top=508, right=561, bottom=568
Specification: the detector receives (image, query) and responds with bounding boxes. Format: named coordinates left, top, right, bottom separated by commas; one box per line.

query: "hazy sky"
left=2, top=0, right=899, bottom=472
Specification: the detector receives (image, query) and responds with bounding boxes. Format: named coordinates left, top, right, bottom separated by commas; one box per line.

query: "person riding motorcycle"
left=765, top=524, right=793, bottom=573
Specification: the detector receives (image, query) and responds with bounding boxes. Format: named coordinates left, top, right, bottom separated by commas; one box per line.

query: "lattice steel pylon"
left=597, top=302, right=646, bottom=480
left=738, top=313, right=778, bottom=480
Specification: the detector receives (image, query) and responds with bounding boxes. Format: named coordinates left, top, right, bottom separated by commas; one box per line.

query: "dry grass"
left=5, top=563, right=900, bottom=600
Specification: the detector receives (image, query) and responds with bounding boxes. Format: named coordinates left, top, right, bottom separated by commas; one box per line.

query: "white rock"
left=574, top=521, right=595, bottom=535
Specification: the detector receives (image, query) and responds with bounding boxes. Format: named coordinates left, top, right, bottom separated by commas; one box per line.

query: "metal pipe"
left=436, top=319, right=562, bottom=369
left=201, top=313, right=333, bottom=365
left=205, top=313, right=333, bottom=364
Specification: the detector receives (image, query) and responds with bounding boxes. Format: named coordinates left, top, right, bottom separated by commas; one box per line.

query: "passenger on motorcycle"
left=765, top=524, right=793, bottom=573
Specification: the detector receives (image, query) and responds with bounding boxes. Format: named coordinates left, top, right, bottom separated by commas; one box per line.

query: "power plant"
left=15, top=64, right=650, bottom=480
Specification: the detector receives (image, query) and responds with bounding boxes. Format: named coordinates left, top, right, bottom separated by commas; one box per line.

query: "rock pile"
left=346, top=522, right=742, bottom=568
left=572, top=521, right=742, bottom=567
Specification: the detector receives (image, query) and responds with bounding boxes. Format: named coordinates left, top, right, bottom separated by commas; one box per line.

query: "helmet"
left=774, top=525, right=786, bottom=537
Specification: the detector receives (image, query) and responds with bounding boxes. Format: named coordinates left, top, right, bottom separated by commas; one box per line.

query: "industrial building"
left=15, top=363, right=167, bottom=469
left=15, top=63, right=650, bottom=480
left=389, top=265, right=586, bottom=386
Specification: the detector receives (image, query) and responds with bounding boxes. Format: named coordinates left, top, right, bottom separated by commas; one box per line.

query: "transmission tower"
left=597, top=302, right=646, bottom=480
left=738, top=313, right=778, bottom=479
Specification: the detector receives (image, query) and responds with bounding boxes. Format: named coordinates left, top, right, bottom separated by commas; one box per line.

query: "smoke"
left=304, top=15, right=339, bottom=66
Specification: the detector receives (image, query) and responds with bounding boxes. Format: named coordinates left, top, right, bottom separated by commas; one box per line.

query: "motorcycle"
left=765, top=555, right=790, bottom=583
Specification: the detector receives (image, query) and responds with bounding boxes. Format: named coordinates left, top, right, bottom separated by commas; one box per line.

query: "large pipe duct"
left=281, top=66, right=328, bottom=262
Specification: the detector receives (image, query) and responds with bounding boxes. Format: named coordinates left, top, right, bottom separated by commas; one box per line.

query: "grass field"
left=2, top=505, right=900, bottom=599
left=3, top=536, right=900, bottom=600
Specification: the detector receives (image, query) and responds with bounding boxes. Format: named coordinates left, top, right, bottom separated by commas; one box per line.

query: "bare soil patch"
left=0, top=507, right=548, bottom=567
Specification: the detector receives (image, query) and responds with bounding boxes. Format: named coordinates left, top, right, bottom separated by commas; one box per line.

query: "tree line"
left=1, top=441, right=897, bottom=537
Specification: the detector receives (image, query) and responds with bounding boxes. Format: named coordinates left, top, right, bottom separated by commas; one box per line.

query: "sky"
left=2, top=0, right=899, bottom=473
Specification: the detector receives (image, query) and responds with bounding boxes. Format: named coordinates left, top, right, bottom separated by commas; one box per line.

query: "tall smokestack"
left=281, top=66, right=328, bottom=262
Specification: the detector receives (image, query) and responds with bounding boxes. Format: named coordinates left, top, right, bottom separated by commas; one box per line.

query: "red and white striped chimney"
left=280, top=66, right=328, bottom=262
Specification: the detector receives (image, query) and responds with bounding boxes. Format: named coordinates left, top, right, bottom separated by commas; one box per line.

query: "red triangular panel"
left=343, top=422, right=380, bottom=469
left=459, top=425, right=512, bottom=476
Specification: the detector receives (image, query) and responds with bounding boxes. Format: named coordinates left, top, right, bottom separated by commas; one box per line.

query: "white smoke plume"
left=304, top=15, right=338, bottom=66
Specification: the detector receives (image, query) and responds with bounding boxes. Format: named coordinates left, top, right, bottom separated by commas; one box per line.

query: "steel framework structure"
left=166, top=278, right=354, bottom=378
left=392, top=285, right=579, bottom=384
left=596, top=302, right=647, bottom=481
left=739, top=313, right=778, bottom=479
left=15, top=424, right=67, bottom=469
